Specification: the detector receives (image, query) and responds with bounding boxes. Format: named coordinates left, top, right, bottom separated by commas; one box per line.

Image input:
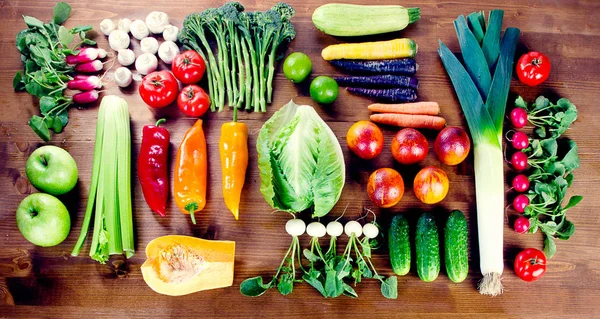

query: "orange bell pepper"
left=219, top=108, right=248, bottom=220
left=174, top=119, right=207, bottom=224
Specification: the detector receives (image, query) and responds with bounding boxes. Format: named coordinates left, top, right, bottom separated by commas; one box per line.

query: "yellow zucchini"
left=321, top=38, right=417, bottom=61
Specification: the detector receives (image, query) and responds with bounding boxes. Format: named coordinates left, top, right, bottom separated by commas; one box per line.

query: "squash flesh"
left=141, top=235, right=235, bottom=296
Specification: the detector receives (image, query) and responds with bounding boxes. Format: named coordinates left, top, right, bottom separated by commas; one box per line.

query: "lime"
left=310, top=76, right=338, bottom=104
left=283, top=52, right=312, bottom=83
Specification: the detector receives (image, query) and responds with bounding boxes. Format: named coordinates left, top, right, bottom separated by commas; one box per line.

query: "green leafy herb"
left=514, top=96, right=578, bottom=139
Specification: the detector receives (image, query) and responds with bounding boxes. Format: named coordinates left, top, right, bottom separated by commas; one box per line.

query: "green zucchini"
left=445, top=210, right=469, bottom=283
left=388, top=215, right=410, bottom=276
left=312, top=4, right=420, bottom=37
left=416, top=212, right=440, bottom=282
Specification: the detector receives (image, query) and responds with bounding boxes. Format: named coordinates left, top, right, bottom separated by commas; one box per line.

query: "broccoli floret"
left=271, top=2, right=296, bottom=21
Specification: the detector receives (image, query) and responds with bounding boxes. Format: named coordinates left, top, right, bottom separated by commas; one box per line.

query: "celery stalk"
left=117, top=99, right=134, bottom=258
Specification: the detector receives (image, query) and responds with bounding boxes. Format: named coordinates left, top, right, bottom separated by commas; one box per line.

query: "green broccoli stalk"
left=202, top=8, right=233, bottom=111
left=179, top=13, right=223, bottom=111
left=221, top=2, right=245, bottom=108
left=237, top=12, right=260, bottom=111
left=266, top=3, right=296, bottom=103
left=254, top=10, right=281, bottom=112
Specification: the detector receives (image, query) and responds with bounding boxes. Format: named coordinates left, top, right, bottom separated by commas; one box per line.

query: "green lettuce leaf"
left=257, top=100, right=345, bottom=217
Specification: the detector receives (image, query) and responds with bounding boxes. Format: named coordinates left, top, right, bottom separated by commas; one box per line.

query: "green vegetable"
left=71, top=96, right=133, bottom=262
left=257, top=100, right=345, bottom=218
left=416, top=213, right=440, bottom=282
left=438, top=9, right=519, bottom=296
left=312, top=4, right=420, bottom=37
left=178, top=2, right=296, bottom=112
left=13, top=2, right=94, bottom=141
left=445, top=210, right=469, bottom=283
left=388, top=214, right=411, bottom=276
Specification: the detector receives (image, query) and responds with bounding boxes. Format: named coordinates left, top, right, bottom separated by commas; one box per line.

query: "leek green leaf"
left=454, top=15, right=491, bottom=99
left=481, top=10, right=503, bottom=68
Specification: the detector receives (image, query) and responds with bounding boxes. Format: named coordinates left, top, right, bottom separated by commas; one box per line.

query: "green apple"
left=26, top=145, right=78, bottom=195
left=16, top=193, right=71, bottom=247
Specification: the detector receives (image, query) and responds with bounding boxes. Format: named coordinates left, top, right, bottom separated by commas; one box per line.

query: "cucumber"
left=388, top=214, right=410, bottom=275
left=416, top=212, right=440, bottom=282
left=445, top=210, right=469, bottom=283
left=312, top=4, right=420, bottom=37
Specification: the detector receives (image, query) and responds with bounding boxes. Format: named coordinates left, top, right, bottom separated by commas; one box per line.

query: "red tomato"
left=516, top=51, right=551, bottom=86
left=177, top=85, right=210, bottom=117
left=139, top=71, right=179, bottom=108
left=514, top=248, right=547, bottom=282
left=172, top=50, right=206, bottom=84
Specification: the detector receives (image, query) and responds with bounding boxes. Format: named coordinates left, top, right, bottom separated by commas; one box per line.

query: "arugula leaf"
left=380, top=276, right=398, bottom=299
left=563, top=195, right=583, bottom=211
left=40, top=96, right=57, bottom=114
left=240, top=276, right=272, bottom=297
left=52, top=2, right=71, bottom=25
left=555, top=219, right=575, bottom=240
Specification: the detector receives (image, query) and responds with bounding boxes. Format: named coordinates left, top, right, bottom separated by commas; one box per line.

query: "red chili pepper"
left=138, top=119, right=170, bottom=217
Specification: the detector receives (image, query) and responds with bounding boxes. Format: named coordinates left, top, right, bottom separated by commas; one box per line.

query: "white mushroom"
left=140, top=37, right=159, bottom=55
left=114, top=67, right=133, bottom=87
left=117, top=49, right=136, bottom=66
left=130, top=19, right=149, bottom=40
left=145, top=11, right=169, bottom=34
left=162, top=25, right=179, bottom=42
left=100, top=19, right=116, bottom=36
left=117, top=18, right=132, bottom=33
left=135, top=53, right=158, bottom=75
left=108, top=30, right=130, bottom=51
left=158, top=41, right=180, bottom=64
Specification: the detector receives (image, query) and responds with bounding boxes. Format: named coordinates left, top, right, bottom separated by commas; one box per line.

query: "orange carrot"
left=368, top=102, right=440, bottom=115
left=370, top=113, right=446, bottom=130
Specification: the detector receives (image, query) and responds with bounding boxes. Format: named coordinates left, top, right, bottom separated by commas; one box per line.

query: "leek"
left=71, top=95, right=134, bottom=262
left=438, top=10, right=519, bottom=296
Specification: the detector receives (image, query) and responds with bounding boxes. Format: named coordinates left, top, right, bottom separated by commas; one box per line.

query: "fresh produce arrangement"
left=179, top=2, right=297, bottom=111
left=13, top=2, right=104, bottom=141
left=10, top=1, right=585, bottom=302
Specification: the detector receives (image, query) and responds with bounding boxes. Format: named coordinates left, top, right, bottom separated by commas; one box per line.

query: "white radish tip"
left=478, top=273, right=503, bottom=296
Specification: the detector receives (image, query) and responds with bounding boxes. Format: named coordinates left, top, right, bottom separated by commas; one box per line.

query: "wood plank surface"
left=1, top=0, right=600, bottom=317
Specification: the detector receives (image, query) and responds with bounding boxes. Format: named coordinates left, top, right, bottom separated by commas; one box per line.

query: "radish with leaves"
left=72, top=90, right=99, bottom=104
left=507, top=131, right=529, bottom=150
left=512, top=174, right=530, bottom=192
left=66, top=47, right=103, bottom=65
left=67, top=76, right=102, bottom=90
left=240, top=217, right=306, bottom=297
left=511, top=96, right=578, bottom=139
left=75, top=60, right=103, bottom=73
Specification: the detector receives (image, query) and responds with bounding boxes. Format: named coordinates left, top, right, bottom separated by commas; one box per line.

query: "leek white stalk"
left=438, top=11, right=520, bottom=297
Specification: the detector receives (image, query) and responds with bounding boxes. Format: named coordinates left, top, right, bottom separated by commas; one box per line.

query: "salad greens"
left=257, top=100, right=345, bottom=218
left=13, top=2, right=95, bottom=141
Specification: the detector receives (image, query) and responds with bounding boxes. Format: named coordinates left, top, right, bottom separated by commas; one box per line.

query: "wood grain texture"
left=1, top=0, right=600, bottom=317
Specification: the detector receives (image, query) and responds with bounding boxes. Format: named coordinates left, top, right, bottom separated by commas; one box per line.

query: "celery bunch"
left=71, top=95, right=133, bottom=263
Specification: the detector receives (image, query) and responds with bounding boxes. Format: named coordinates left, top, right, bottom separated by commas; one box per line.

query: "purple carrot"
left=347, top=87, right=418, bottom=103
left=330, top=59, right=418, bottom=75
left=75, top=60, right=103, bottom=73
left=66, top=48, right=101, bottom=64
left=334, top=75, right=419, bottom=89
left=67, top=76, right=102, bottom=90
left=72, top=90, right=99, bottom=104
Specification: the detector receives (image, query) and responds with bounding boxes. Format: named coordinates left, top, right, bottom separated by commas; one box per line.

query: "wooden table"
left=1, top=0, right=599, bottom=317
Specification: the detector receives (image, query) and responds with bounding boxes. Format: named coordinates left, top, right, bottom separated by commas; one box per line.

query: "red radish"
left=73, top=90, right=99, bottom=104
left=510, top=108, right=527, bottom=128
left=514, top=217, right=530, bottom=234
left=67, top=76, right=102, bottom=90
left=513, top=194, right=529, bottom=213
left=511, top=131, right=529, bottom=150
left=75, top=60, right=103, bottom=73
left=66, top=48, right=100, bottom=64
left=97, top=48, right=108, bottom=59
left=73, top=75, right=90, bottom=81
left=511, top=151, right=528, bottom=171
left=512, top=174, right=530, bottom=192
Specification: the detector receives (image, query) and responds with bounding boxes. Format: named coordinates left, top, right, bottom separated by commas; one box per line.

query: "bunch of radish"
left=65, top=47, right=109, bottom=104
left=99, top=12, right=180, bottom=87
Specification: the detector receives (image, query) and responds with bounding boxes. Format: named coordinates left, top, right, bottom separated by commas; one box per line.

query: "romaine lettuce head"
left=257, top=100, right=345, bottom=217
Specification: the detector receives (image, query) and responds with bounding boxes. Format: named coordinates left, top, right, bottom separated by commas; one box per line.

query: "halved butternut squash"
left=141, top=235, right=235, bottom=296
